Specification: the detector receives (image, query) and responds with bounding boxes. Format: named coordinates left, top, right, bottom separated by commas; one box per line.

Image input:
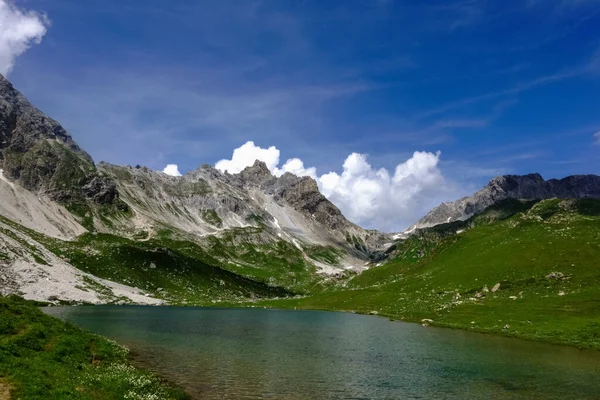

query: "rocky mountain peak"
left=0, top=75, right=120, bottom=206
left=0, top=74, right=90, bottom=160
left=237, top=160, right=275, bottom=186
left=275, top=172, right=319, bottom=193
left=487, top=173, right=547, bottom=198
left=265, top=172, right=351, bottom=231
left=414, top=173, right=600, bottom=229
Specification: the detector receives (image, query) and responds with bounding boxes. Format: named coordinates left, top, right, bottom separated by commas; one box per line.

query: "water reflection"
left=44, top=306, right=600, bottom=400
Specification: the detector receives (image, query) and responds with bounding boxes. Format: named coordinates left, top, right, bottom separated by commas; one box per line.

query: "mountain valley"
left=1, top=74, right=599, bottom=349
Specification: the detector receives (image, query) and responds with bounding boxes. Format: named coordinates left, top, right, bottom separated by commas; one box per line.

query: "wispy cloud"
left=594, top=131, right=600, bottom=145
left=545, top=157, right=600, bottom=165
left=334, top=97, right=516, bottom=153
left=500, top=151, right=547, bottom=162
left=441, top=159, right=511, bottom=181
left=475, top=139, right=545, bottom=157
left=448, top=1, right=486, bottom=30
left=527, top=0, right=600, bottom=10
left=425, top=0, right=488, bottom=31
left=558, top=0, right=600, bottom=9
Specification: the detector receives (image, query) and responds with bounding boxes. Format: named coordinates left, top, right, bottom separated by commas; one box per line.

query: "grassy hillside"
left=0, top=207, right=344, bottom=305
left=0, top=296, right=188, bottom=399
left=56, top=233, right=293, bottom=305
left=0, top=214, right=291, bottom=305
left=202, top=227, right=335, bottom=294
left=3, top=193, right=599, bottom=349
left=260, top=199, right=600, bottom=349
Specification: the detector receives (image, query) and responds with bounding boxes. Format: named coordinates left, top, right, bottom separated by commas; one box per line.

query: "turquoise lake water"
left=43, top=306, right=600, bottom=399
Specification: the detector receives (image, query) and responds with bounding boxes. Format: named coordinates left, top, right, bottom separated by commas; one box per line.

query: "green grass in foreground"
left=0, top=296, right=188, bottom=400
left=257, top=199, right=600, bottom=349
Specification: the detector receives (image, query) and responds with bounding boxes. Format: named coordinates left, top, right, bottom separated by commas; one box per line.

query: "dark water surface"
left=43, top=306, right=600, bottom=399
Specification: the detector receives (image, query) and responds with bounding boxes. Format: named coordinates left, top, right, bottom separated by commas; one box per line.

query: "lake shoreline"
left=43, top=304, right=600, bottom=399
left=197, top=295, right=600, bottom=351
left=0, top=296, right=190, bottom=399
left=44, top=299, right=600, bottom=351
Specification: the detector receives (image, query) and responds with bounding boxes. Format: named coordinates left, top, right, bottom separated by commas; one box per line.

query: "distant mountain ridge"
left=0, top=73, right=385, bottom=259
left=414, top=173, right=600, bottom=228
left=2, top=72, right=600, bottom=307
left=98, top=159, right=388, bottom=265
left=0, top=74, right=392, bottom=304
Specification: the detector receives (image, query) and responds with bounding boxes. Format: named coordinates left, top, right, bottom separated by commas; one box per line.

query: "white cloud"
left=0, top=0, right=48, bottom=75
left=215, top=141, right=280, bottom=174
left=594, top=131, right=600, bottom=145
left=275, top=158, right=317, bottom=179
left=319, top=151, right=449, bottom=231
left=162, top=164, right=182, bottom=176
left=216, top=141, right=457, bottom=231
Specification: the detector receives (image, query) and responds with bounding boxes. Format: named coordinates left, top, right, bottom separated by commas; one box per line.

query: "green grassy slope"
left=0, top=207, right=342, bottom=305
left=0, top=296, right=188, bottom=399
left=58, top=233, right=292, bottom=305
left=0, top=215, right=291, bottom=305
left=260, top=199, right=600, bottom=349
left=202, top=228, right=329, bottom=294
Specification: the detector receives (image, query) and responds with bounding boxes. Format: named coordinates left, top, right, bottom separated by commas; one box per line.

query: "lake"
left=43, top=306, right=600, bottom=399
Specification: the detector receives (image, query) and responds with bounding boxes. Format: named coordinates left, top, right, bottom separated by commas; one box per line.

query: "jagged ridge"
left=415, top=173, right=600, bottom=228
left=0, top=74, right=120, bottom=205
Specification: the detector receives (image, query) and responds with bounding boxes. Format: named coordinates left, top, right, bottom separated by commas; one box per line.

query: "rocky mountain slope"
left=98, top=160, right=388, bottom=264
left=0, top=74, right=390, bottom=304
left=0, top=214, right=161, bottom=305
left=0, top=75, right=122, bottom=208
left=414, top=173, right=600, bottom=228
left=2, top=73, right=599, bottom=313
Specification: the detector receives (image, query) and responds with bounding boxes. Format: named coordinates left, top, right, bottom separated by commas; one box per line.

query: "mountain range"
left=414, top=173, right=600, bottom=228
left=1, top=73, right=599, bottom=310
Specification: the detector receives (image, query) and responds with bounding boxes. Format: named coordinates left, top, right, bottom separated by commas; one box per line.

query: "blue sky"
left=4, top=0, right=600, bottom=229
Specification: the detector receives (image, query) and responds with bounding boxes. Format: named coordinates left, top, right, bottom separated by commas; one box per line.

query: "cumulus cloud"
left=318, top=151, right=449, bottom=231
left=216, top=141, right=457, bottom=231
left=162, top=164, right=182, bottom=176
left=275, top=158, right=317, bottom=179
left=215, top=141, right=281, bottom=174
left=0, top=0, right=49, bottom=75
left=214, top=141, right=319, bottom=178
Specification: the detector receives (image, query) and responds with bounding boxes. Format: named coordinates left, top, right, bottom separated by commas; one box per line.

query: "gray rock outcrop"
left=0, top=74, right=121, bottom=205
left=415, top=173, right=600, bottom=228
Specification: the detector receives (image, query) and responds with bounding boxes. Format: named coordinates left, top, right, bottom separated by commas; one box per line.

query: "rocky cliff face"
left=0, top=74, right=388, bottom=278
left=98, top=159, right=390, bottom=272
left=0, top=75, right=397, bottom=304
left=0, top=74, right=119, bottom=205
left=415, top=173, right=600, bottom=228
left=233, top=160, right=365, bottom=233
